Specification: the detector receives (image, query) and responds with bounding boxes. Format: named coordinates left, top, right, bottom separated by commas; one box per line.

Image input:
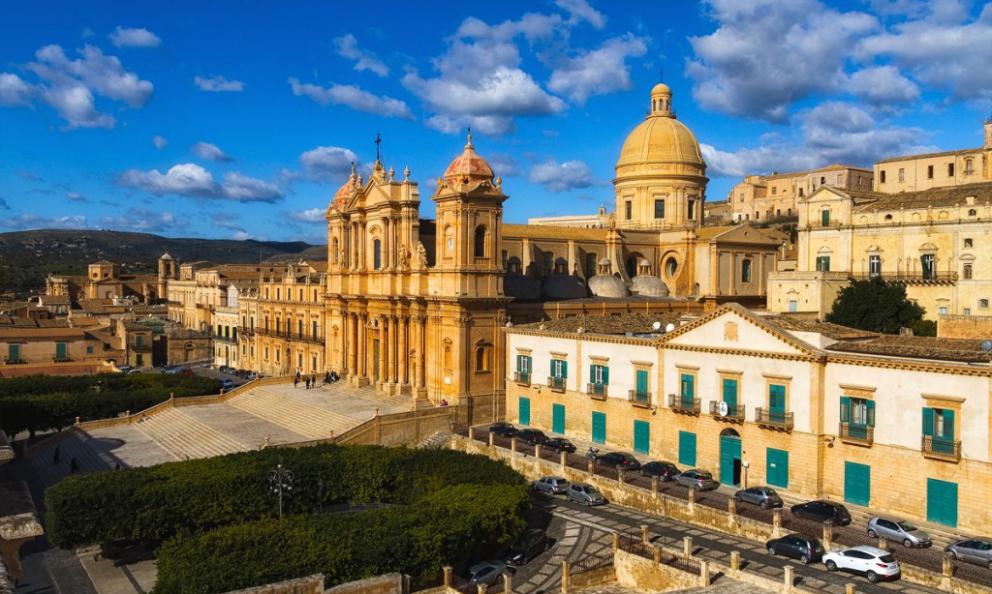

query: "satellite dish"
left=665, top=323, right=676, bottom=333
left=652, top=321, right=662, bottom=331
left=718, top=400, right=729, bottom=417
left=982, top=340, right=992, bottom=352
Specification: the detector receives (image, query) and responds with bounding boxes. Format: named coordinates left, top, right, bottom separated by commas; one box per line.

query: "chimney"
left=899, top=327, right=914, bottom=337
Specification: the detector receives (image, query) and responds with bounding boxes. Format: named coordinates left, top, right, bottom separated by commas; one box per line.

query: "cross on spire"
left=374, top=132, right=382, bottom=162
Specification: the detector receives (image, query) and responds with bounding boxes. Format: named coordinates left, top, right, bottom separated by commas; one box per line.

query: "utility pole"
left=269, top=458, right=294, bottom=519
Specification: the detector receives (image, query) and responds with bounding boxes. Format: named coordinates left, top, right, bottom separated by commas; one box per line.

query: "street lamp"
left=269, top=459, right=294, bottom=519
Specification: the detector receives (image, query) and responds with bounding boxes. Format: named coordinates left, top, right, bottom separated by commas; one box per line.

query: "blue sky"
left=1, top=0, right=991, bottom=243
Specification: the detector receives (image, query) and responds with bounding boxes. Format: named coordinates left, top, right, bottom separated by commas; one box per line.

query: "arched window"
left=444, top=226, right=455, bottom=257
left=964, top=264, right=973, bottom=279
left=331, top=238, right=339, bottom=263
left=475, top=346, right=491, bottom=372
left=741, top=258, right=752, bottom=283
left=298, top=319, right=303, bottom=337
left=373, top=239, right=382, bottom=270
left=507, top=257, right=522, bottom=274
left=968, top=209, right=977, bottom=217
left=474, top=225, right=487, bottom=258
left=665, top=257, right=678, bottom=278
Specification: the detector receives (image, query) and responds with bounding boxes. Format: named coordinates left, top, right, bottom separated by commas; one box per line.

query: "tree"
left=826, top=277, right=935, bottom=336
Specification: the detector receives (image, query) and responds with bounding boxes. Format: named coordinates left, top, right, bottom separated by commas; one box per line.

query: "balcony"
left=628, top=390, right=652, bottom=409
left=667, top=393, right=700, bottom=415
left=587, top=383, right=607, bottom=401
left=849, top=271, right=957, bottom=285
left=921, top=435, right=961, bottom=462
left=839, top=422, right=874, bottom=446
left=513, top=371, right=531, bottom=386
left=2, top=357, right=24, bottom=364
left=547, top=375, right=566, bottom=392
left=755, top=407, right=794, bottom=431
left=53, top=356, right=72, bottom=363
left=709, top=400, right=745, bottom=422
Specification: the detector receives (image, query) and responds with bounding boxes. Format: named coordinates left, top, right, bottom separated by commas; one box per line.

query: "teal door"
left=678, top=431, right=697, bottom=466
left=769, top=384, right=786, bottom=422
left=719, top=434, right=742, bottom=486
left=766, top=448, right=789, bottom=488
left=680, top=374, right=695, bottom=406
left=552, top=404, right=565, bottom=434
left=927, top=478, right=958, bottom=527
left=519, top=397, right=531, bottom=426
left=722, top=378, right=738, bottom=409
left=591, top=412, right=606, bottom=444
left=844, top=461, right=871, bottom=506
left=633, top=420, right=650, bottom=454
left=635, top=369, right=649, bottom=401
left=56, top=342, right=67, bottom=360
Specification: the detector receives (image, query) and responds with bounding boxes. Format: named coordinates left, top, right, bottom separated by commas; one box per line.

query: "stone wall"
left=614, top=549, right=698, bottom=592
left=222, top=574, right=323, bottom=594
left=938, top=314, right=992, bottom=339
left=325, top=573, right=407, bottom=594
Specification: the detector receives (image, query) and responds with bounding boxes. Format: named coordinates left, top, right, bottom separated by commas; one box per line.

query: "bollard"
left=618, top=467, right=625, bottom=484
left=560, top=450, right=567, bottom=470
left=845, top=584, right=855, bottom=594
left=641, top=524, right=650, bottom=544
left=772, top=508, right=782, bottom=537
left=822, top=520, right=833, bottom=551
left=502, top=571, right=513, bottom=594
left=727, top=497, right=737, bottom=523
left=612, top=531, right=620, bottom=552
left=534, top=443, right=542, bottom=460
left=783, top=565, right=794, bottom=594
left=477, top=584, right=488, bottom=594
left=730, top=551, right=741, bottom=574
left=489, top=431, right=495, bottom=447
left=683, top=535, right=693, bottom=559
left=469, top=426, right=475, bottom=441
left=699, top=560, right=710, bottom=587
left=443, top=566, right=453, bottom=587
left=687, top=486, right=696, bottom=514
left=943, top=552, right=954, bottom=577
left=653, top=546, right=662, bottom=566
left=651, top=475, right=659, bottom=497
left=587, top=459, right=595, bottom=474
left=877, top=537, right=888, bottom=551
left=561, top=560, right=570, bottom=594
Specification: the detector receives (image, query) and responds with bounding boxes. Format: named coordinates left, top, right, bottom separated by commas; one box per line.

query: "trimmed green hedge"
left=45, top=445, right=524, bottom=550
left=0, top=374, right=219, bottom=435
left=152, top=484, right=528, bottom=594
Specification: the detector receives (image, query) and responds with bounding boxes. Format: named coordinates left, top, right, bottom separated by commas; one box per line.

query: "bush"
left=45, top=445, right=524, bottom=550
left=151, top=484, right=529, bottom=594
left=0, top=373, right=219, bottom=435
left=827, top=278, right=930, bottom=334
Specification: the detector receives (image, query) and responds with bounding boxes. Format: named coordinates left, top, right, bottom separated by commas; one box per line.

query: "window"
left=880, top=170, right=886, bottom=184
left=840, top=396, right=875, bottom=440
left=541, top=252, right=553, bottom=275
left=820, top=176, right=826, bottom=185
left=475, top=346, right=491, bottom=372
left=921, top=254, right=935, bottom=280
left=7, top=344, right=20, bottom=362
left=55, top=342, right=67, bottom=361
left=550, top=358, right=567, bottom=380
left=298, top=319, right=304, bottom=337
left=624, top=200, right=632, bottom=220
left=515, top=354, right=531, bottom=381
left=938, top=306, right=949, bottom=315
left=768, top=384, right=787, bottom=422
left=868, top=254, right=881, bottom=277
left=373, top=239, right=382, bottom=270
left=665, top=257, right=678, bottom=277
left=741, top=258, right=752, bottom=283
left=739, top=193, right=744, bottom=202
left=898, top=168, right=905, bottom=182
left=948, top=163, right=955, bottom=177
left=276, top=288, right=280, bottom=300
left=965, top=158, right=975, bottom=176
left=969, top=209, right=977, bottom=217
left=679, top=372, right=695, bottom=406
left=312, top=321, right=318, bottom=339
left=86, top=345, right=94, bottom=354
left=820, top=209, right=830, bottom=226
left=136, top=334, right=144, bottom=347
left=275, top=348, right=280, bottom=362
left=590, top=363, right=609, bottom=385
left=501, top=250, right=508, bottom=270
left=772, top=186, right=778, bottom=195
left=585, top=253, right=597, bottom=277
left=688, top=199, right=696, bottom=220
left=981, top=299, right=989, bottom=309
left=798, top=188, right=804, bottom=197
left=474, top=226, right=487, bottom=258
left=816, top=255, right=830, bottom=272
left=922, top=406, right=956, bottom=454
left=654, top=199, right=666, bottom=219
left=927, top=165, right=934, bottom=179
left=964, top=238, right=973, bottom=248
left=964, top=308, right=972, bottom=315
left=963, top=264, right=973, bottom=279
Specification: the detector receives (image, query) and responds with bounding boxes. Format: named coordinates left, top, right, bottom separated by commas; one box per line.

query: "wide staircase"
left=28, top=429, right=114, bottom=487
left=227, top=387, right=359, bottom=439
left=133, top=408, right=247, bottom=460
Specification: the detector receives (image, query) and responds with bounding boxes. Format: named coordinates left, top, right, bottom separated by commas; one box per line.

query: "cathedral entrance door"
left=372, top=339, right=380, bottom=382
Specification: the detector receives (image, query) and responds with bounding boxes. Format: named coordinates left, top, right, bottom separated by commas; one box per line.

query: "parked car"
left=468, top=561, right=508, bottom=586
left=594, top=451, right=641, bottom=470
left=161, top=365, right=181, bottom=375
left=488, top=422, right=518, bottom=437
left=790, top=500, right=852, bottom=526
left=823, top=545, right=900, bottom=583
left=220, top=378, right=235, bottom=391
left=867, top=517, right=932, bottom=548
left=566, top=482, right=606, bottom=506
left=543, top=437, right=576, bottom=453
left=673, top=469, right=720, bottom=491
left=765, top=534, right=824, bottom=564
left=735, top=486, right=784, bottom=509
left=505, top=529, right=552, bottom=566
left=945, top=539, right=992, bottom=568
left=532, top=476, right=570, bottom=495
left=640, top=461, right=679, bottom=481
left=516, top=428, right=548, bottom=445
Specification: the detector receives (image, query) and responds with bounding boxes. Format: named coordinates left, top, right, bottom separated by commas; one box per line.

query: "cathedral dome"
left=332, top=164, right=361, bottom=210
left=631, top=275, right=670, bottom=297
left=588, top=274, right=629, bottom=298
left=443, top=131, right=494, bottom=183
left=616, top=84, right=704, bottom=173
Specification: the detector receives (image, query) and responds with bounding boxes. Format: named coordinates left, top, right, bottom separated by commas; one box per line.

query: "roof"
left=512, top=311, right=682, bottom=336
left=502, top=224, right=608, bottom=241
left=854, top=182, right=992, bottom=212
left=876, top=147, right=982, bottom=164
left=38, top=295, right=70, bottom=305
left=827, top=335, right=992, bottom=363
left=762, top=315, right=879, bottom=340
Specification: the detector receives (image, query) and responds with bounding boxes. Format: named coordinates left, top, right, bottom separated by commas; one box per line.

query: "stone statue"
left=416, top=242, right=428, bottom=269
left=398, top=244, right=410, bottom=269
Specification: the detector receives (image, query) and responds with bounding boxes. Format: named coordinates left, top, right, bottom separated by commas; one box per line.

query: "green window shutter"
left=922, top=407, right=934, bottom=436
left=561, top=360, right=568, bottom=379
left=636, top=369, right=649, bottom=395
left=865, top=400, right=875, bottom=427
left=943, top=409, right=955, bottom=439
left=590, top=364, right=596, bottom=383
left=839, top=396, right=851, bottom=423
left=516, top=355, right=523, bottom=371
left=769, top=385, right=786, bottom=414
left=722, top=379, right=737, bottom=408
left=602, top=366, right=609, bottom=385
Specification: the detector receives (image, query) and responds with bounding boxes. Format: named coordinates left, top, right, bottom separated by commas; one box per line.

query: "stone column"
left=772, top=508, right=782, bottom=537
left=419, top=315, right=427, bottom=389
left=359, top=314, right=367, bottom=378
left=640, top=524, right=649, bottom=545
left=560, top=450, right=567, bottom=471
left=502, top=572, right=512, bottom=594
left=383, top=218, right=391, bottom=270
left=443, top=566, right=453, bottom=588
left=651, top=476, right=659, bottom=497
left=687, top=486, right=696, bottom=514
left=400, top=316, right=409, bottom=387
left=822, top=520, right=833, bottom=551
left=730, top=551, right=741, bottom=575
left=560, top=561, right=570, bottom=594
left=378, top=317, right=387, bottom=387
left=783, top=566, right=794, bottom=594
left=698, top=560, right=710, bottom=587
left=844, top=584, right=855, bottom=594
left=683, top=536, right=693, bottom=559
left=392, top=315, right=400, bottom=385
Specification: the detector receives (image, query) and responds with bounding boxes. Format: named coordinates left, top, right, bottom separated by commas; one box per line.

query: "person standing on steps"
left=52, top=445, right=61, bottom=465
left=69, top=457, right=79, bottom=473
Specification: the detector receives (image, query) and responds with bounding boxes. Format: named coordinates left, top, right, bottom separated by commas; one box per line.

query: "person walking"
left=52, top=445, right=61, bottom=465
left=69, top=457, right=79, bottom=473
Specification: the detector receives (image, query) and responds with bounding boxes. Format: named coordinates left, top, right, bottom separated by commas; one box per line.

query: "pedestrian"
left=293, top=375, right=299, bottom=388
left=69, top=457, right=79, bottom=473
left=305, top=377, right=311, bottom=389
left=324, top=371, right=331, bottom=385
left=52, top=445, right=61, bottom=465
left=311, top=373, right=316, bottom=388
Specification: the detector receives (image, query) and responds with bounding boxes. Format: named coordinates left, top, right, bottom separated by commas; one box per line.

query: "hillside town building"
left=728, top=165, right=874, bottom=224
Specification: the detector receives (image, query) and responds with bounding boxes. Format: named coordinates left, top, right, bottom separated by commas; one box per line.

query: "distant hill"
left=0, top=229, right=323, bottom=297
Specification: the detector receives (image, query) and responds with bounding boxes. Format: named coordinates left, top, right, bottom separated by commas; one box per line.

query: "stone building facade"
left=874, top=120, right=992, bottom=193
left=728, top=165, right=873, bottom=224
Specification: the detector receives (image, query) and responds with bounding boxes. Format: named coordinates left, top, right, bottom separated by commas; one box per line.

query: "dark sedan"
left=791, top=500, right=852, bottom=526
left=505, top=529, right=552, bottom=566
left=516, top=428, right=548, bottom=445
left=640, top=461, right=679, bottom=481
left=488, top=422, right=518, bottom=437
left=766, top=534, right=825, bottom=565
left=595, top=451, right=641, bottom=470
left=735, top=486, right=784, bottom=509
left=543, top=437, right=576, bottom=453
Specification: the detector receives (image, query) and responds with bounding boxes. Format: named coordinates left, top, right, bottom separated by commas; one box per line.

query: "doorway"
left=719, top=429, right=742, bottom=487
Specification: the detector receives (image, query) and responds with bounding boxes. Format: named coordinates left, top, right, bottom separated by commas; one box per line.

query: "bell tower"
left=431, top=131, right=507, bottom=298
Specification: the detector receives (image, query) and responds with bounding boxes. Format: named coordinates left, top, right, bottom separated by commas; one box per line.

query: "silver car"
left=532, top=476, right=569, bottom=495
left=566, top=482, right=606, bottom=506
left=468, top=561, right=507, bottom=586
left=674, top=469, right=720, bottom=491
left=867, top=517, right=932, bottom=548
left=946, top=539, right=992, bottom=568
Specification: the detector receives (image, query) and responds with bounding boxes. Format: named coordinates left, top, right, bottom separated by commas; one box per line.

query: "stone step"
left=228, top=388, right=356, bottom=439
left=134, top=408, right=248, bottom=460
left=415, top=432, right=450, bottom=449
left=28, top=429, right=112, bottom=487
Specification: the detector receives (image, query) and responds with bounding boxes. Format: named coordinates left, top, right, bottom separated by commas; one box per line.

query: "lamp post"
left=269, top=459, right=294, bottom=519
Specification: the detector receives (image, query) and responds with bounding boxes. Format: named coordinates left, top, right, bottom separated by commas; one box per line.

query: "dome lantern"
left=650, top=83, right=673, bottom=117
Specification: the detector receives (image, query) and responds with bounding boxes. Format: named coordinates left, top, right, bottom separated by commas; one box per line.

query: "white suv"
left=823, top=545, right=900, bottom=583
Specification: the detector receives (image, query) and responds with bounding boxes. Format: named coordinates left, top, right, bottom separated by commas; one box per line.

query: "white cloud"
left=847, top=65, right=920, bottom=106
left=548, top=34, right=647, bottom=103
left=152, top=135, right=167, bottom=149
left=65, top=191, right=87, bottom=202
left=109, top=26, right=161, bottom=48
left=0, top=213, right=88, bottom=230
left=687, top=0, right=877, bottom=122
left=529, top=158, right=595, bottom=191
left=233, top=230, right=254, bottom=241
left=555, top=0, right=606, bottom=28
left=0, top=73, right=32, bottom=106
left=193, top=75, right=245, bottom=92
left=298, top=146, right=359, bottom=181
left=289, top=78, right=413, bottom=119
left=118, top=163, right=283, bottom=202
left=289, top=208, right=325, bottom=223
left=100, top=209, right=188, bottom=233
left=487, top=154, right=519, bottom=177
left=333, top=34, right=389, bottom=77
left=192, top=141, right=233, bottom=162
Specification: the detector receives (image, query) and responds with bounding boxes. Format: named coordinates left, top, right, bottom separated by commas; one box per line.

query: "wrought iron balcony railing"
left=755, top=407, right=794, bottom=431
left=709, top=400, right=745, bottom=422
left=839, top=422, right=874, bottom=446
left=921, top=435, right=961, bottom=462
left=668, top=393, right=700, bottom=415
